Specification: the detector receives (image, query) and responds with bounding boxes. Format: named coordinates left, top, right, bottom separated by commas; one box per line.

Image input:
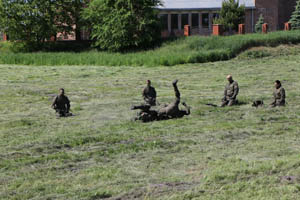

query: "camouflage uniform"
left=142, top=85, right=157, bottom=106
left=221, top=81, right=239, bottom=107
left=271, top=87, right=286, bottom=107
left=132, top=80, right=190, bottom=122
left=131, top=105, right=159, bottom=123
left=52, top=94, right=70, bottom=117
left=158, top=80, right=190, bottom=119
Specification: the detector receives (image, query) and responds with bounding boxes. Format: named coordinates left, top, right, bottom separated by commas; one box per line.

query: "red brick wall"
left=278, top=0, right=297, bottom=29
left=245, top=9, right=254, bottom=33
left=254, top=0, right=279, bottom=31
left=254, top=0, right=296, bottom=31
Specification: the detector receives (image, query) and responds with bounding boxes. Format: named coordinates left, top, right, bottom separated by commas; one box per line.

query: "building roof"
left=157, top=0, right=255, bottom=10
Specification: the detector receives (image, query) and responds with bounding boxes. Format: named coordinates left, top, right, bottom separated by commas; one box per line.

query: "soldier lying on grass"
left=132, top=80, right=190, bottom=122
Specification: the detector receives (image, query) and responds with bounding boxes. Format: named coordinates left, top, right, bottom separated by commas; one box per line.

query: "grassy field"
left=1, top=45, right=300, bottom=199
left=2, top=30, right=300, bottom=67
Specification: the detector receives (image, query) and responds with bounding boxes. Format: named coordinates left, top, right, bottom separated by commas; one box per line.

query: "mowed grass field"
left=1, top=45, right=300, bottom=200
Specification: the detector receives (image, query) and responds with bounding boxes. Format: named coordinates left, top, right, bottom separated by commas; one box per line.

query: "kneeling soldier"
left=143, top=80, right=157, bottom=106
left=270, top=80, right=286, bottom=107
left=221, top=75, right=239, bottom=107
left=51, top=88, right=71, bottom=117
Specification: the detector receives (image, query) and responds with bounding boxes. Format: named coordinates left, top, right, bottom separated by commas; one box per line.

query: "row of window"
left=159, top=13, right=219, bottom=30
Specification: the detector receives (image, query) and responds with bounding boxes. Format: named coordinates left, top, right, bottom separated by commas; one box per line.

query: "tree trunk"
left=75, top=23, right=81, bottom=41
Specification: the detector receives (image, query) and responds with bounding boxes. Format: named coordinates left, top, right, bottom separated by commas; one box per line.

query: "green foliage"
left=213, top=17, right=224, bottom=25
left=61, top=0, right=89, bottom=41
left=0, top=41, right=12, bottom=52
left=255, top=14, right=264, bottom=33
left=217, top=0, right=245, bottom=31
left=0, top=0, right=86, bottom=48
left=289, top=0, right=300, bottom=30
left=82, top=0, right=162, bottom=52
left=1, top=30, right=300, bottom=66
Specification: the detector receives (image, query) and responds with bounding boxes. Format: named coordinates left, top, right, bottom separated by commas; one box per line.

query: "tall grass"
left=1, top=30, right=300, bottom=66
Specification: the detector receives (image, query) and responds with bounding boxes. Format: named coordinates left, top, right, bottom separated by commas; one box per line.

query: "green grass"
left=2, top=30, right=300, bottom=67
left=1, top=45, right=300, bottom=199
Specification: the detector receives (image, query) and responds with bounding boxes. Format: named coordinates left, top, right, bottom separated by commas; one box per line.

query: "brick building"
left=1, top=0, right=297, bottom=41
left=157, top=0, right=297, bottom=37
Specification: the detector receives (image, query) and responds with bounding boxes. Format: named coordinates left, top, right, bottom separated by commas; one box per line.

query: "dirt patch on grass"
left=280, top=176, right=300, bottom=184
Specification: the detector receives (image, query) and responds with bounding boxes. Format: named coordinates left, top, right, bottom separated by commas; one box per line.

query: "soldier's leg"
left=57, top=110, right=65, bottom=117
left=221, top=100, right=228, bottom=107
left=131, top=104, right=151, bottom=112
left=228, top=99, right=235, bottom=106
left=278, top=100, right=285, bottom=106
left=172, top=80, right=180, bottom=106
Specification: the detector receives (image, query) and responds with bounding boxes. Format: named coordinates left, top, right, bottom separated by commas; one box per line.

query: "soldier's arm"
left=224, top=85, right=228, bottom=96
left=270, top=91, right=276, bottom=105
left=142, top=87, right=147, bottom=98
left=223, top=86, right=227, bottom=100
left=182, top=102, right=190, bottom=115
left=51, top=96, right=58, bottom=108
left=279, top=88, right=286, bottom=101
left=66, top=97, right=70, bottom=111
left=232, top=83, right=239, bottom=99
left=153, top=87, right=157, bottom=99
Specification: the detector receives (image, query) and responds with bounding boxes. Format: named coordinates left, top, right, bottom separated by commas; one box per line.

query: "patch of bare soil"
left=280, top=176, right=300, bottom=184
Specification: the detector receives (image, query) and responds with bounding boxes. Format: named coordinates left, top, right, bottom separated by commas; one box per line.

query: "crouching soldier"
left=270, top=80, right=286, bottom=107
left=157, top=80, right=190, bottom=119
left=221, top=75, right=239, bottom=107
left=51, top=88, right=71, bottom=117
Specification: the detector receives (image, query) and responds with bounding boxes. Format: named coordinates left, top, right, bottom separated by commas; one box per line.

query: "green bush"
left=290, top=0, right=300, bottom=29
left=82, top=0, right=161, bottom=52
left=255, top=14, right=264, bottom=33
left=1, top=30, right=300, bottom=67
left=217, top=0, right=245, bottom=32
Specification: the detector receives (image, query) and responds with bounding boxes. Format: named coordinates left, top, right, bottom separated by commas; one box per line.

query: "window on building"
left=159, top=14, right=168, bottom=30
left=202, top=13, right=209, bottom=28
left=181, top=13, right=189, bottom=29
left=192, top=13, right=199, bottom=28
left=213, top=13, right=220, bottom=23
left=171, top=14, right=178, bottom=30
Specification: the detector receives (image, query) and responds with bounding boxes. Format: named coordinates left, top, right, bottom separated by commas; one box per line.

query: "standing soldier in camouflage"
left=158, top=80, right=190, bottom=119
left=221, top=75, right=239, bottom=107
left=143, top=80, right=157, bottom=106
left=270, top=80, right=286, bottom=107
left=51, top=88, right=71, bottom=117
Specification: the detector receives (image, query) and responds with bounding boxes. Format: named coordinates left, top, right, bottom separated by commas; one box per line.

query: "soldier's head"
left=274, top=80, right=281, bottom=89
left=59, top=88, right=65, bottom=95
left=226, top=75, right=233, bottom=83
left=147, top=80, right=151, bottom=86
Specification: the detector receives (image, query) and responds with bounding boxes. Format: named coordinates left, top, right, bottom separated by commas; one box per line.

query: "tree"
left=0, top=0, right=87, bottom=46
left=83, top=0, right=162, bottom=52
left=289, top=0, right=300, bottom=30
left=216, top=0, right=245, bottom=32
left=56, top=0, right=88, bottom=41
left=255, top=14, right=264, bottom=33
